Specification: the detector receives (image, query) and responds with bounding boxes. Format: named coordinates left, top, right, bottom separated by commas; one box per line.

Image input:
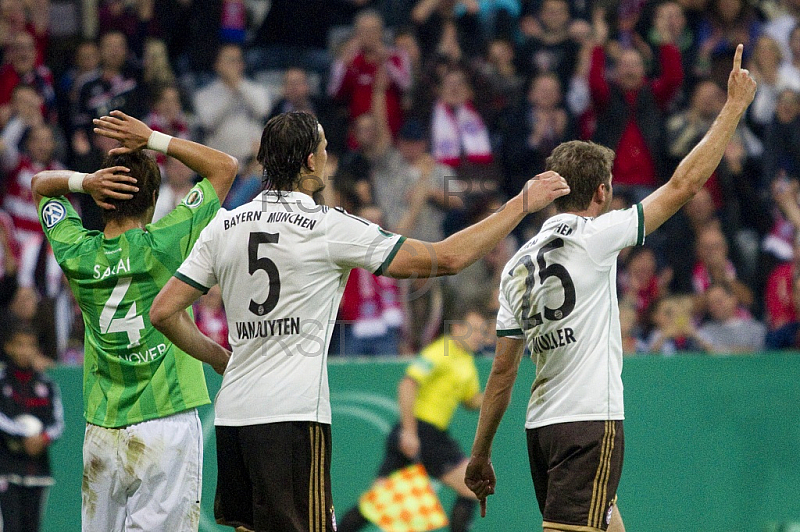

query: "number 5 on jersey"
left=249, top=232, right=281, bottom=316
left=99, top=277, right=145, bottom=348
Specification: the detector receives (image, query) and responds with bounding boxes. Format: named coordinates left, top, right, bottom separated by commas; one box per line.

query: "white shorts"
left=82, top=409, right=203, bottom=532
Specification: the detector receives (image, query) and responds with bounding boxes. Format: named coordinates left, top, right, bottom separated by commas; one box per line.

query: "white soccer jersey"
left=176, top=191, right=405, bottom=426
left=497, top=204, right=644, bottom=429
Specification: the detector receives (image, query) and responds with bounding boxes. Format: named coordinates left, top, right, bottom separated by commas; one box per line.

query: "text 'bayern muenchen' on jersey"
left=39, top=180, right=220, bottom=428
left=496, top=204, right=644, bottom=429
left=176, top=191, right=405, bottom=426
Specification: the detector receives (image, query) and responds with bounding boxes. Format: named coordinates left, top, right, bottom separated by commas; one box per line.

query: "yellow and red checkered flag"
left=358, top=464, right=449, bottom=532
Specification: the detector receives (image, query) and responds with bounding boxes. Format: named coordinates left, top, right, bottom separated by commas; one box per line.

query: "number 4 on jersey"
left=99, top=277, right=145, bottom=348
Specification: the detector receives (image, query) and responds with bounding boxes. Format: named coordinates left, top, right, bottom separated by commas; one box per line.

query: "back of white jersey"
left=177, top=191, right=404, bottom=426
left=496, top=205, right=644, bottom=429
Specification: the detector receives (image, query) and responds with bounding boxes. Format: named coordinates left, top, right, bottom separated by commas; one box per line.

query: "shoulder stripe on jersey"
left=635, top=203, right=644, bottom=246
left=334, top=207, right=370, bottom=226
left=374, top=236, right=407, bottom=276
left=174, top=272, right=210, bottom=294
left=497, top=328, right=523, bottom=337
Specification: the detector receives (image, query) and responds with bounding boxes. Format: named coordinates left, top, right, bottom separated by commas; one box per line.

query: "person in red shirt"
left=328, top=9, right=411, bottom=147
left=589, top=3, right=684, bottom=198
left=0, top=31, right=54, bottom=123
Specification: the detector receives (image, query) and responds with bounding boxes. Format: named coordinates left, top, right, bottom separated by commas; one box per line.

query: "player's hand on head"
left=728, top=44, right=757, bottom=110
left=93, top=110, right=152, bottom=155
left=85, top=166, right=139, bottom=210
left=519, top=171, right=570, bottom=214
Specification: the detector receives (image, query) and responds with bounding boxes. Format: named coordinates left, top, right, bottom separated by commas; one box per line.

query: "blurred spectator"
left=144, top=84, right=190, bottom=166
left=500, top=73, right=573, bottom=201
left=5, top=287, right=55, bottom=365
left=763, top=89, right=800, bottom=187
left=335, top=204, right=403, bottom=357
left=640, top=294, right=705, bottom=355
left=590, top=8, right=684, bottom=199
left=194, top=285, right=230, bottom=351
left=393, top=27, right=425, bottom=116
left=0, top=212, right=18, bottom=309
left=0, top=319, right=63, bottom=532
left=694, top=0, right=761, bottom=87
left=619, top=246, right=672, bottom=326
left=764, top=236, right=800, bottom=330
left=152, top=157, right=197, bottom=222
left=697, top=282, right=766, bottom=353
left=747, top=35, right=789, bottom=138
left=515, top=0, right=581, bottom=90
left=73, top=31, right=143, bottom=138
left=56, top=40, right=100, bottom=138
left=667, top=80, right=725, bottom=169
left=619, top=302, right=643, bottom=355
left=765, top=273, right=800, bottom=348
left=692, top=225, right=754, bottom=310
left=478, top=38, right=525, bottom=126
left=141, top=38, right=176, bottom=101
left=458, top=0, right=519, bottom=41
left=0, top=31, right=54, bottom=124
left=3, top=124, right=63, bottom=241
left=430, top=67, right=493, bottom=169
left=98, top=0, right=156, bottom=59
left=193, top=43, right=270, bottom=165
left=0, top=0, right=49, bottom=64
left=1, top=84, right=45, bottom=171
left=777, top=24, right=800, bottom=91
left=328, top=9, right=411, bottom=145
left=765, top=0, right=800, bottom=58
left=411, top=0, right=486, bottom=60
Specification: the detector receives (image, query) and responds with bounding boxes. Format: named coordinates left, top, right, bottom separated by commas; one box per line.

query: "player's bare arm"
left=465, top=336, right=525, bottom=516
left=640, top=44, right=757, bottom=236
left=93, top=110, right=239, bottom=203
left=32, top=166, right=139, bottom=209
left=150, top=277, right=231, bottom=375
left=385, top=172, right=570, bottom=278
left=397, top=376, right=420, bottom=459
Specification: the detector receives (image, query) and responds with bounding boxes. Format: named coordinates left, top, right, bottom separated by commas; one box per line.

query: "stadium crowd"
left=1, top=0, right=800, bottom=364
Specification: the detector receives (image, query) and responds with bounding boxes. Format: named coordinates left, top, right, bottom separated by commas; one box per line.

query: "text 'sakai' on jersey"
left=176, top=191, right=405, bottom=427
left=497, top=205, right=644, bottom=429
left=39, top=180, right=220, bottom=428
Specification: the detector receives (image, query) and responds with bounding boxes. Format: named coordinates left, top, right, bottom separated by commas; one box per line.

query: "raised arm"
left=93, top=110, right=239, bottom=203
left=384, top=172, right=570, bottom=278
left=465, top=336, right=525, bottom=516
left=640, top=45, right=756, bottom=236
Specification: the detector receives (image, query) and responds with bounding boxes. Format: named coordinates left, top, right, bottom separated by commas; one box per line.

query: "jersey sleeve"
left=38, top=196, right=89, bottom=260
left=325, top=208, right=406, bottom=275
left=461, top=364, right=480, bottom=403
left=174, top=219, right=219, bottom=293
left=148, top=179, right=221, bottom=260
left=496, top=281, right=524, bottom=339
left=584, top=203, right=645, bottom=266
left=405, top=353, right=436, bottom=384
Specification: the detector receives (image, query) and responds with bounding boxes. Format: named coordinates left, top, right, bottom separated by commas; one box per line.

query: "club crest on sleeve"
left=42, top=201, right=66, bottom=228
left=183, top=189, right=204, bottom=208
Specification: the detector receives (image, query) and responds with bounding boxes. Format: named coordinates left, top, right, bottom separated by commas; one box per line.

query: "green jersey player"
left=33, top=110, right=237, bottom=531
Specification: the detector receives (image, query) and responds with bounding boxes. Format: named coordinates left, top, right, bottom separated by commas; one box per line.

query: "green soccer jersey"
left=39, top=180, right=220, bottom=428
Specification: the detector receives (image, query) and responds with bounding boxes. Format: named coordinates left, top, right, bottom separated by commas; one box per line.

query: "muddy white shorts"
left=82, top=409, right=203, bottom=532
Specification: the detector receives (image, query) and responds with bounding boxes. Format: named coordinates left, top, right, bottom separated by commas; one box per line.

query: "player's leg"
left=240, top=421, right=336, bottom=532
left=82, top=423, right=127, bottom=532
left=0, top=480, right=22, bottom=531
left=124, top=409, right=203, bottom=531
left=533, top=421, right=625, bottom=532
left=338, top=424, right=409, bottom=532
left=439, top=459, right=479, bottom=532
left=607, top=503, right=626, bottom=532
left=214, top=425, right=256, bottom=530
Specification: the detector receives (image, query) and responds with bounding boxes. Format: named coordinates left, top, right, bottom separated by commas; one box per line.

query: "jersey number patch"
left=248, top=232, right=281, bottom=316
left=513, top=237, right=576, bottom=330
left=99, top=277, right=145, bottom=348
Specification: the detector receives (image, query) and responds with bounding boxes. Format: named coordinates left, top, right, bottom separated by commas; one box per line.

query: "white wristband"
left=147, top=131, right=172, bottom=154
left=67, top=172, right=87, bottom=193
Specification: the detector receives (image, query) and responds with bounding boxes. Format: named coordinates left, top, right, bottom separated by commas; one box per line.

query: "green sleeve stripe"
left=174, top=272, right=210, bottom=294
left=374, top=236, right=407, bottom=276
left=636, top=203, right=645, bottom=246
left=497, top=328, right=523, bottom=337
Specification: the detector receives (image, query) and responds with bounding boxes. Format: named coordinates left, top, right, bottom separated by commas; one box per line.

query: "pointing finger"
left=733, top=43, right=743, bottom=71
left=480, top=498, right=487, bottom=518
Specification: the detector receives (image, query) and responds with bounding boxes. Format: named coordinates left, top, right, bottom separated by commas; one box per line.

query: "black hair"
left=101, top=151, right=161, bottom=224
left=257, top=112, right=321, bottom=192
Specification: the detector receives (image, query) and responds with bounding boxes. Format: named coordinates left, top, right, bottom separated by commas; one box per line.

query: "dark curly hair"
left=100, top=151, right=161, bottom=224
left=257, top=112, right=321, bottom=192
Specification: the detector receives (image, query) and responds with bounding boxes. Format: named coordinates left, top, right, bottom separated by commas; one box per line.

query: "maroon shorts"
left=527, top=420, right=624, bottom=531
